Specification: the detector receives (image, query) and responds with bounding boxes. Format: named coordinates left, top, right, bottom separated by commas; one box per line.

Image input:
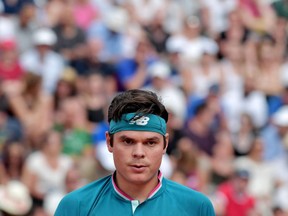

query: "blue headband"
left=109, top=113, right=167, bottom=135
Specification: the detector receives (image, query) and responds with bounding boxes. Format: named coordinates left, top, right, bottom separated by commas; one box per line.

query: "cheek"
left=149, top=148, right=165, bottom=163
left=111, top=147, right=129, bottom=163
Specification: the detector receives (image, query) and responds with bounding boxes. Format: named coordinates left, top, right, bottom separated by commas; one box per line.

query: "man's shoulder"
left=55, top=175, right=112, bottom=215
left=164, top=178, right=211, bottom=202
left=161, top=178, right=215, bottom=215
left=66, top=174, right=112, bottom=198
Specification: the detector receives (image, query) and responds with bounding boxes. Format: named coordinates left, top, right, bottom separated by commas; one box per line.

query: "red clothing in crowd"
left=0, top=40, right=23, bottom=80
left=0, top=61, right=23, bottom=80
left=217, top=181, right=255, bottom=216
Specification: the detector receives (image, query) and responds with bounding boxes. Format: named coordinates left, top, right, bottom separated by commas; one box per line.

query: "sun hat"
left=0, top=180, right=32, bottom=215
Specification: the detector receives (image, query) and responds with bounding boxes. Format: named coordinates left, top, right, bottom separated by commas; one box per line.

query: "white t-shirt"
left=25, top=151, right=73, bottom=195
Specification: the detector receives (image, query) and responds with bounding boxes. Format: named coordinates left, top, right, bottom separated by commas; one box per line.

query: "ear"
left=105, top=132, right=113, bottom=153
left=163, top=133, right=169, bottom=154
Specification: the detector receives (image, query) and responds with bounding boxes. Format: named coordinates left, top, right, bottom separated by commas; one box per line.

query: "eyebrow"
left=119, top=135, right=161, bottom=142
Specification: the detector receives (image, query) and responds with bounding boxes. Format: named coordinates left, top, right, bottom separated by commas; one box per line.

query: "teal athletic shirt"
left=55, top=171, right=215, bottom=216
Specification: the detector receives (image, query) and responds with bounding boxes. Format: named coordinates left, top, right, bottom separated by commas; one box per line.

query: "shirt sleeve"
left=54, top=195, right=80, bottom=216
left=200, top=198, right=216, bottom=216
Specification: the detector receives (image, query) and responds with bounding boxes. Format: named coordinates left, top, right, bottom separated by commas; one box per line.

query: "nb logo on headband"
left=129, top=116, right=150, bottom=126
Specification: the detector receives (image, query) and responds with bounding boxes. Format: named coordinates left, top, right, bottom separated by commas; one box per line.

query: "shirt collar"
left=112, top=171, right=163, bottom=201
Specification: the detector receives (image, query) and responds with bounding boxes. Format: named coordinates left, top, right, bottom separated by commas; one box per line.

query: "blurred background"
left=0, top=0, right=288, bottom=215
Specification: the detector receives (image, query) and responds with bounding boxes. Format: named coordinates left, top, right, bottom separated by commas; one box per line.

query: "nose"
left=132, top=143, right=145, bottom=159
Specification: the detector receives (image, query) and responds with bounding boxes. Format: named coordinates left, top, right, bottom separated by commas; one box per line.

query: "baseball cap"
left=33, top=28, right=57, bottom=46
left=148, top=61, right=171, bottom=79
left=272, top=105, right=288, bottom=127
left=104, top=7, right=129, bottom=33
left=0, top=180, right=32, bottom=215
left=234, top=169, right=250, bottom=179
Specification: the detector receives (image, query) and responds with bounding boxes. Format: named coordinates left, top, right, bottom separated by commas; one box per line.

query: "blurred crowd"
left=1, top=0, right=288, bottom=215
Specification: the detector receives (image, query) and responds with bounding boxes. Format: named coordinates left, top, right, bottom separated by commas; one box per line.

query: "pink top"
left=73, top=4, right=98, bottom=30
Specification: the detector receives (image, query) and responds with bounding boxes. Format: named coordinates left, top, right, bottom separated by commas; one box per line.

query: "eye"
left=145, top=140, right=157, bottom=147
left=123, top=139, right=134, bottom=145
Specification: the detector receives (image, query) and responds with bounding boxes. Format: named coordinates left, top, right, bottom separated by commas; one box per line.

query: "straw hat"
left=0, top=180, right=32, bottom=215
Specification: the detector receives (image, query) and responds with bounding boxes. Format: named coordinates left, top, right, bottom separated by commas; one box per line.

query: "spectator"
left=209, top=131, right=235, bottom=190
left=72, top=0, right=99, bottom=31
left=212, top=169, right=257, bottom=216
left=217, top=9, right=249, bottom=58
left=220, top=40, right=245, bottom=95
left=20, top=27, right=65, bottom=94
left=181, top=41, right=222, bottom=98
left=129, top=0, right=165, bottom=26
left=143, top=12, right=170, bottom=54
left=254, top=34, right=284, bottom=114
left=183, top=100, right=217, bottom=157
left=2, top=73, right=53, bottom=149
left=54, top=97, right=93, bottom=158
left=86, top=6, right=130, bottom=65
left=22, top=130, right=73, bottom=212
left=54, top=96, right=96, bottom=181
left=0, top=39, right=23, bottom=81
left=170, top=137, right=211, bottom=193
left=200, top=0, right=237, bottom=38
left=14, top=2, right=38, bottom=54
left=0, top=141, right=26, bottom=184
left=116, top=37, right=158, bottom=90
left=53, top=67, right=78, bottom=112
left=260, top=105, right=288, bottom=161
left=0, top=92, right=23, bottom=146
left=234, top=135, right=276, bottom=215
left=53, top=6, right=87, bottom=66
left=81, top=71, right=107, bottom=124
left=167, top=15, right=217, bottom=64
left=43, top=165, right=86, bottom=216
left=44, top=0, right=69, bottom=28
left=231, top=113, right=259, bottom=156
left=222, top=75, right=268, bottom=133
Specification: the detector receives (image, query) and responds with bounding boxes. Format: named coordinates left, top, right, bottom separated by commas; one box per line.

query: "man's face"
left=106, top=131, right=168, bottom=187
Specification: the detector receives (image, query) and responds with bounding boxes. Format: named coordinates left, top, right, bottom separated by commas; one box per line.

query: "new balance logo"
left=129, top=116, right=150, bottom=126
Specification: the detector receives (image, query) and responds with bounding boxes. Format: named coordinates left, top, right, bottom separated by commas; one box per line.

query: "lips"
left=131, top=164, right=146, bottom=168
left=129, top=164, right=147, bottom=172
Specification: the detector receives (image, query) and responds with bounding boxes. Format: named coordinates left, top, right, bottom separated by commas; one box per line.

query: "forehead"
left=114, top=130, right=163, bottom=140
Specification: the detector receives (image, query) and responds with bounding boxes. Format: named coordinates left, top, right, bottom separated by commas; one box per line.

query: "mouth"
left=129, top=164, right=147, bottom=172
left=131, top=164, right=146, bottom=168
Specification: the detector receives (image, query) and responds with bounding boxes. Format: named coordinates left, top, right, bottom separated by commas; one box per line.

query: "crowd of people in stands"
left=1, top=0, right=288, bottom=215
